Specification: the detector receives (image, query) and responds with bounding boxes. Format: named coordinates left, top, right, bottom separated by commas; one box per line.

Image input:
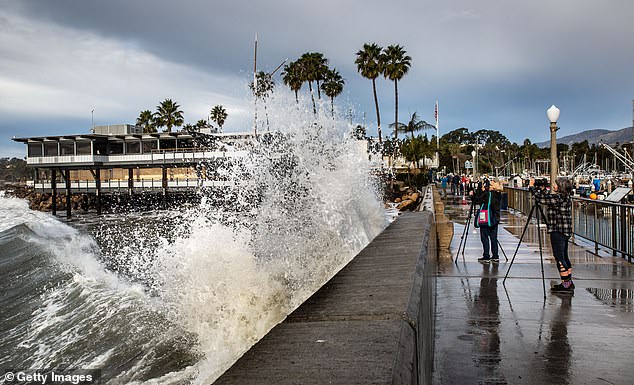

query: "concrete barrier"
left=214, top=202, right=438, bottom=385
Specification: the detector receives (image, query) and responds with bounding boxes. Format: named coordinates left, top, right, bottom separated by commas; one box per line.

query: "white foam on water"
left=1, top=90, right=388, bottom=384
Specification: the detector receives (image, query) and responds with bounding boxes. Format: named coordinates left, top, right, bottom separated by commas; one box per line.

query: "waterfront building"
left=12, top=124, right=255, bottom=215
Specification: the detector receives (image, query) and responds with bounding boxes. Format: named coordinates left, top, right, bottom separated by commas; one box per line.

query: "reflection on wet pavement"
left=433, top=194, right=634, bottom=385
left=586, top=287, right=634, bottom=313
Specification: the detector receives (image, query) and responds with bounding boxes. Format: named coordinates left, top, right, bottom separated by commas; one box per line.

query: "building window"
left=28, top=143, right=43, bottom=157
left=44, top=142, right=59, bottom=156
left=143, top=140, right=158, bottom=153
left=159, top=139, right=176, bottom=151
left=60, top=141, right=75, bottom=156
left=108, top=141, right=124, bottom=155
left=126, top=141, right=141, bottom=154
left=76, top=141, right=92, bottom=155
left=178, top=138, right=195, bottom=149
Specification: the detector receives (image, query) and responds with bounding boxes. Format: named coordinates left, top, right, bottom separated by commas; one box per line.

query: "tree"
left=195, top=119, right=208, bottom=129
left=382, top=45, right=411, bottom=141
left=355, top=43, right=384, bottom=142
left=389, top=112, right=435, bottom=140
left=309, top=52, right=329, bottom=100
left=320, top=68, right=345, bottom=117
left=440, top=127, right=473, bottom=145
left=298, top=52, right=328, bottom=114
left=210, top=105, right=228, bottom=132
left=154, top=99, right=184, bottom=133
left=250, top=71, right=274, bottom=99
left=281, top=60, right=303, bottom=103
left=250, top=72, right=275, bottom=131
left=353, top=125, right=367, bottom=140
left=136, top=110, right=156, bottom=133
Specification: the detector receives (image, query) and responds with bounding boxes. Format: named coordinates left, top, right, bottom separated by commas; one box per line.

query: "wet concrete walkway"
left=434, top=195, right=634, bottom=385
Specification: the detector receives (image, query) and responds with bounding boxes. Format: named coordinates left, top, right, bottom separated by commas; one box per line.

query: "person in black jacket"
left=472, top=179, right=503, bottom=263
left=530, top=177, right=575, bottom=293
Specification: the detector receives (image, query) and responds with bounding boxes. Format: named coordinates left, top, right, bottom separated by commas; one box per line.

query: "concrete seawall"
left=213, top=210, right=438, bottom=385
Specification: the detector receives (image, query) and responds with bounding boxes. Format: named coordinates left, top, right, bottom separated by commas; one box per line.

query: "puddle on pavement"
left=586, top=288, right=634, bottom=313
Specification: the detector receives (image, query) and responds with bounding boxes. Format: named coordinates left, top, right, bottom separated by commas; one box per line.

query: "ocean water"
left=0, top=93, right=388, bottom=384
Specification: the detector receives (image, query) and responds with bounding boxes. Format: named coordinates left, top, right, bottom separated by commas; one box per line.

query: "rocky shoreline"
left=1, top=183, right=98, bottom=212
left=3, top=181, right=424, bottom=215
left=385, top=181, right=423, bottom=211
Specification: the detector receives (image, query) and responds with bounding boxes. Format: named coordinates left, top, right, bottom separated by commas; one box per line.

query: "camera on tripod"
left=532, top=178, right=549, bottom=190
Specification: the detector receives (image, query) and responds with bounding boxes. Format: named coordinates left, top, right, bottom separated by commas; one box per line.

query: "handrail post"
left=621, top=205, right=627, bottom=260
left=612, top=206, right=618, bottom=256
left=594, top=201, right=599, bottom=255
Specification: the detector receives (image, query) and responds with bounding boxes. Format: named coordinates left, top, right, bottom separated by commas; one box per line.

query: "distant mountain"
left=536, top=126, right=633, bottom=147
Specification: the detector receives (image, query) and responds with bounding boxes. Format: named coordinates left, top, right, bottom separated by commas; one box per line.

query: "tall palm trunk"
left=393, top=79, right=399, bottom=141
left=308, top=81, right=317, bottom=114
left=372, top=78, right=382, bottom=143
left=331, top=97, right=335, bottom=118
left=294, top=90, right=299, bottom=103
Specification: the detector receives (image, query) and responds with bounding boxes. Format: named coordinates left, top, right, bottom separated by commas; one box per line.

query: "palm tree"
left=320, top=68, right=345, bottom=117
left=195, top=119, right=208, bottom=129
left=390, top=112, right=435, bottom=140
left=250, top=71, right=275, bottom=99
left=382, top=45, right=411, bottom=141
left=298, top=52, right=328, bottom=113
left=282, top=61, right=303, bottom=102
left=310, top=52, right=329, bottom=100
left=210, top=105, right=228, bottom=132
left=136, top=110, right=156, bottom=133
left=154, top=99, right=184, bottom=133
left=355, top=43, right=384, bottom=142
left=250, top=71, right=275, bottom=131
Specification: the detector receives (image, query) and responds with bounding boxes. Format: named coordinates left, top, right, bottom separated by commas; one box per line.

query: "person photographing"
left=529, top=177, right=574, bottom=293
left=472, top=179, right=503, bottom=263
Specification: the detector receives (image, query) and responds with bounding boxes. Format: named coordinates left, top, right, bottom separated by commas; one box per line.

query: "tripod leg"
left=536, top=203, right=547, bottom=299
left=503, top=204, right=536, bottom=284
left=461, top=202, right=475, bottom=257
left=497, top=238, right=508, bottom=261
left=455, top=200, right=475, bottom=264
left=454, top=209, right=470, bottom=263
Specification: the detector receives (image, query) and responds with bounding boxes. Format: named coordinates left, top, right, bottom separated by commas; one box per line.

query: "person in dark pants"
left=473, top=180, right=502, bottom=263
left=530, top=177, right=575, bottom=293
left=452, top=174, right=461, bottom=195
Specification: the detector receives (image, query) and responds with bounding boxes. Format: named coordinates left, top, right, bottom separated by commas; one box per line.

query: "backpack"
left=474, top=192, right=492, bottom=228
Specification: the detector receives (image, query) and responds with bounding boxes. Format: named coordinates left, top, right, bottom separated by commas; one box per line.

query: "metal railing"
left=27, top=178, right=238, bottom=192
left=504, top=186, right=633, bottom=262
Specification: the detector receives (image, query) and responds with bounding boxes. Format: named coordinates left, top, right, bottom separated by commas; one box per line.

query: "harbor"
left=2, top=2, right=634, bottom=384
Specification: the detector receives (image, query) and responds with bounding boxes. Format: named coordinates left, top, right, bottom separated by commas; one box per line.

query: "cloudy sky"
left=1, top=0, right=633, bottom=157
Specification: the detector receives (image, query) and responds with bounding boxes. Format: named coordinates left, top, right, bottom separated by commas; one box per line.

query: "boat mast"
left=253, top=32, right=258, bottom=138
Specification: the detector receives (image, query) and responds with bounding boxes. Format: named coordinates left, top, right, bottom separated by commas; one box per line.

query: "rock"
left=410, top=192, right=420, bottom=202
left=395, top=198, right=402, bottom=203
left=397, top=199, right=414, bottom=210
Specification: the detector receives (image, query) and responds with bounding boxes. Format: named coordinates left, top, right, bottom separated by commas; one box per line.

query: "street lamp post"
left=547, top=105, right=560, bottom=190
left=471, top=150, right=477, bottom=179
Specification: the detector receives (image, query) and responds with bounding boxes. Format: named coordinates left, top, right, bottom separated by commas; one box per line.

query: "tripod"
left=502, top=195, right=548, bottom=299
left=454, top=193, right=508, bottom=264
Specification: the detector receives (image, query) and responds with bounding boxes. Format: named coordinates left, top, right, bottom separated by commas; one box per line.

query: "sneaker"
left=551, top=281, right=575, bottom=293
left=478, top=257, right=491, bottom=263
left=491, top=256, right=500, bottom=263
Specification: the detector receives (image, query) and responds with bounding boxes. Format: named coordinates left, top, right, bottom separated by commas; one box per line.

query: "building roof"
left=12, top=131, right=254, bottom=143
